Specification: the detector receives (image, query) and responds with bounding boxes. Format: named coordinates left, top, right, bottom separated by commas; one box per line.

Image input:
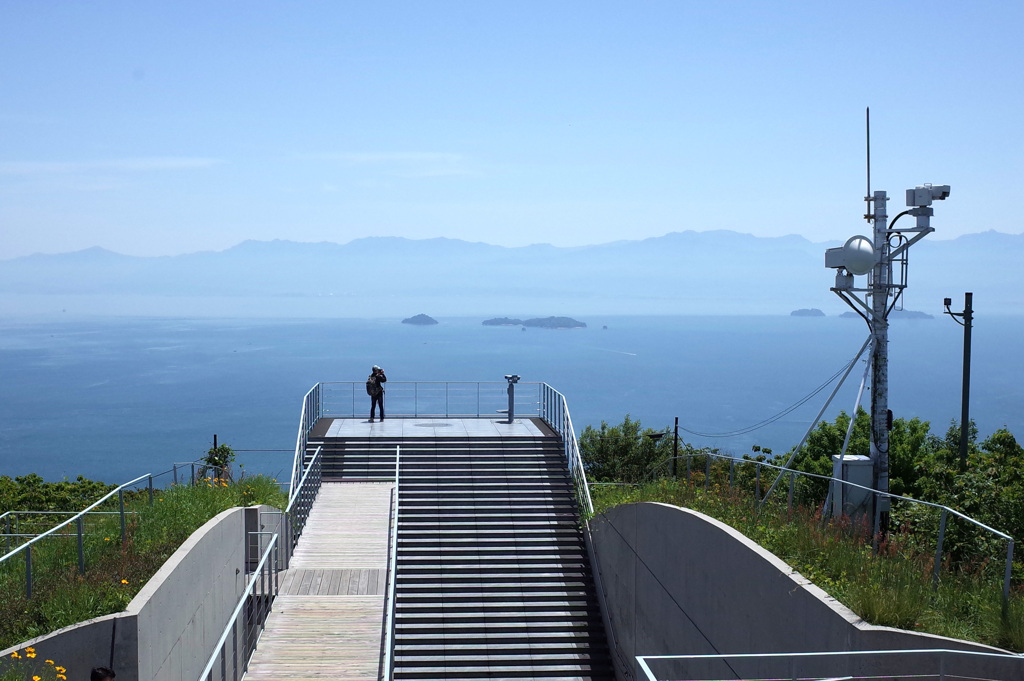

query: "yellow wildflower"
left=56, top=667, right=66, bottom=674
left=104, top=537, right=110, bottom=541
left=33, top=676, right=41, bottom=681
left=26, top=648, right=34, bottom=653
left=10, top=652, right=20, bottom=658
left=27, top=652, right=36, bottom=658
left=121, top=579, right=129, bottom=584
left=58, top=676, right=67, bottom=680
left=45, top=660, right=54, bottom=665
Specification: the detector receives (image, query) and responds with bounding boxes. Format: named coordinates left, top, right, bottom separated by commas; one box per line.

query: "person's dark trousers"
left=370, top=393, right=385, bottom=420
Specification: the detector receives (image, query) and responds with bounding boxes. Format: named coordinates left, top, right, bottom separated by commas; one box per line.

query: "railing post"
left=788, top=473, right=795, bottom=518
left=932, top=508, right=948, bottom=590
left=173, top=463, right=178, bottom=485
left=872, top=492, right=881, bottom=555
left=119, top=489, right=126, bottom=545
left=25, top=544, right=32, bottom=599
left=77, top=516, right=85, bottom=574
left=704, top=454, right=710, bottom=491
left=148, top=474, right=154, bottom=506
left=1003, top=538, right=1014, bottom=618
left=191, top=463, right=196, bottom=485
left=4, top=515, right=10, bottom=553
left=755, top=463, right=761, bottom=500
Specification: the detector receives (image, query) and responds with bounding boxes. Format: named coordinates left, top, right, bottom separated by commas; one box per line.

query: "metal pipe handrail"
left=0, top=472, right=150, bottom=564
left=636, top=449, right=1015, bottom=608
left=285, top=445, right=323, bottom=514
left=383, top=445, right=401, bottom=681
left=199, top=532, right=279, bottom=681
left=636, top=648, right=1024, bottom=681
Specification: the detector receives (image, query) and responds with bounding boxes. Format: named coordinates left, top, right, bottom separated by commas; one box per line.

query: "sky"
left=1, top=1, right=1022, bottom=259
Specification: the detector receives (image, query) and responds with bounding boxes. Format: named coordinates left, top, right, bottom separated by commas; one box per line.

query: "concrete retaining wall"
left=589, top=502, right=1024, bottom=681
left=1, top=504, right=282, bottom=681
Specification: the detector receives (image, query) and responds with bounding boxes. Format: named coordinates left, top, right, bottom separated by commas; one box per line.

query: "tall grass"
left=591, top=477, right=1024, bottom=651
left=0, top=476, right=286, bottom=651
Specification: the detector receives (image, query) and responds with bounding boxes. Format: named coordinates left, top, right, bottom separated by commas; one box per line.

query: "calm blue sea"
left=1, top=314, right=1021, bottom=483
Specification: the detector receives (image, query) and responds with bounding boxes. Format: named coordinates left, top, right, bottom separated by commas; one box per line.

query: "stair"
left=391, top=438, right=614, bottom=681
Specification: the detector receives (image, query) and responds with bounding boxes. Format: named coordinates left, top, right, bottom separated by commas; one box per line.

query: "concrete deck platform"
left=316, top=416, right=553, bottom=439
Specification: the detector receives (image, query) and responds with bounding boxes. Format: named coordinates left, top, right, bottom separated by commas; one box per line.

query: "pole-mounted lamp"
left=943, top=293, right=973, bottom=470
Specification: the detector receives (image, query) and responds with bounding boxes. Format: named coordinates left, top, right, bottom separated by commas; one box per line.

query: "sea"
left=1, top=314, right=1021, bottom=484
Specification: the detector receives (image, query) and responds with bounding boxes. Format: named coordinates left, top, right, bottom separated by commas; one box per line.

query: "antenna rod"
left=865, top=107, right=871, bottom=220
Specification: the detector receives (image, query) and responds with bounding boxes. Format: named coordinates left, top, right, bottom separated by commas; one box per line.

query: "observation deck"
left=246, top=382, right=613, bottom=681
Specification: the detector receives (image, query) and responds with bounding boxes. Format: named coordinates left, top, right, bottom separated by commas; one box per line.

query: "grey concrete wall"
left=129, top=507, right=247, bottom=681
left=589, top=502, right=1024, bottom=681
left=1, top=505, right=264, bottom=681
left=0, top=613, right=138, bottom=681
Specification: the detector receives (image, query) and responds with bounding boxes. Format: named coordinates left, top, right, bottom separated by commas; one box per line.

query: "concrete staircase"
left=312, top=432, right=614, bottom=680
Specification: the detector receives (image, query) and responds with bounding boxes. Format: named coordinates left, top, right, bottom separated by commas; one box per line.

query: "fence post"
left=4, top=515, right=9, bottom=553
left=119, top=489, right=126, bottom=545
left=872, top=493, right=881, bottom=555
left=191, top=463, right=196, bottom=485
left=173, top=463, right=178, bottom=485
left=755, top=463, right=761, bottom=500
left=932, top=508, right=948, bottom=591
left=704, top=454, right=710, bottom=491
left=1003, top=538, right=1014, bottom=618
left=77, top=516, right=85, bottom=575
left=148, top=474, right=154, bottom=506
left=788, top=473, right=795, bottom=518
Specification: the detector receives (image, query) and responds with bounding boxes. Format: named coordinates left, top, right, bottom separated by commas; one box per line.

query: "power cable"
left=677, top=350, right=865, bottom=439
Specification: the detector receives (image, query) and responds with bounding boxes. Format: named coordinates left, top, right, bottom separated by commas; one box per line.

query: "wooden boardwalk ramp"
left=245, top=482, right=394, bottom=681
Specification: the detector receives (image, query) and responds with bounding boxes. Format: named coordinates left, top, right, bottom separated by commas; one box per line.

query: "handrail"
left=199, top=532, right=279, bottom=681
left=636, top=450, right=1015, bottom=609
left=382, top=445, right=401, bottom=681
left=636, top=648, right=1024, bottom=681
left=284, top=445, right=323, bottom=553
left=537, top=383, right=593, bottom=516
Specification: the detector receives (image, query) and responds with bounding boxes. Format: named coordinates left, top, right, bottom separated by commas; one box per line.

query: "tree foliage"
left=580, top=415, right=676, bottom=483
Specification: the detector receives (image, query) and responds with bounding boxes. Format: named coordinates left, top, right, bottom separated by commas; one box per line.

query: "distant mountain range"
left=1, top=230, right=1021, bottom=317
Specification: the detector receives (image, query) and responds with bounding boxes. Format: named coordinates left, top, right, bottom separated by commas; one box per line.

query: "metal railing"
left=283, top=445, right=323, bottom=555
left=382, top=445, right=401, bottom=681
left=637, top=451, right=1015, bottom=609
left=636, top=648, right=1024, bottom=681
left=199, top=532, right=280, bottom=681
left=286, top=381, right=593, bottom=513
left=539, top=383, right=593, bottom=516
left=0, top=460, right=220, bottom=598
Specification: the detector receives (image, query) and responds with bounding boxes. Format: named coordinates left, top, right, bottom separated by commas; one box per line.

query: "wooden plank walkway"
left=245, top=482, right=393, bottom=681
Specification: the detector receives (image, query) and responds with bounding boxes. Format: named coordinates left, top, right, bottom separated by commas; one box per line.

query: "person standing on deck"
left=367, top=365, right=387, bottom=422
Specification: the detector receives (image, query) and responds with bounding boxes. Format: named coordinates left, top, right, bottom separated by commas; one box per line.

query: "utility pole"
left=869, top=191, right=891, bottom=521
left=944, top=292, right=974, bottom=470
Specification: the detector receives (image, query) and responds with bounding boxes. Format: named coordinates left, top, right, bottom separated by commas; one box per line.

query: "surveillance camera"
left=944, top=297, right=952, bottom=307
left=906, top=184, right=950, bottom=207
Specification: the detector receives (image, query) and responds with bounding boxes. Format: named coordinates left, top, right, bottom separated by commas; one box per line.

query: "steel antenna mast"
left=824, top=109, right=950, bottom=527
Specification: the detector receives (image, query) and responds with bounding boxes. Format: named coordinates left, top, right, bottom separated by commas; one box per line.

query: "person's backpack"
left=366, top=376, right=378, bottom=396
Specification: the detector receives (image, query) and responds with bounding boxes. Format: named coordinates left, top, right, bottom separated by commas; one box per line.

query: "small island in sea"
left=523, top=316, right=586, bottom=329
left=402, top=314, right=439, bottom=325
left=482, top=317, right=524, bottom=326
left=791, top=308, right=826, bottom=317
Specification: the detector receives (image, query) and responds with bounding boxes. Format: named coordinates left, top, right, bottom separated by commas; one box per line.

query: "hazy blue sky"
left=1, top=1, right=1021, bottom=258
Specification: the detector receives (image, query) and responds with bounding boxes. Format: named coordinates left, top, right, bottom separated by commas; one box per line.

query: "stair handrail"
left=539, top=383, right=593, bottom=516
left=283, top=445, right=323, bottom=553
left=382, top=444, right=401, bottom=681
left=289, top=383, right=322, bottom=497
